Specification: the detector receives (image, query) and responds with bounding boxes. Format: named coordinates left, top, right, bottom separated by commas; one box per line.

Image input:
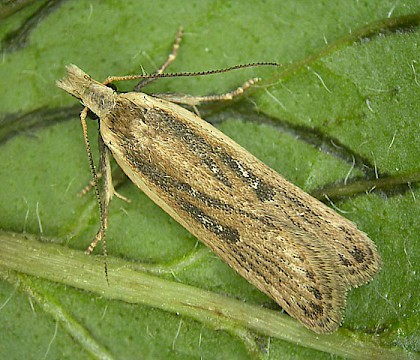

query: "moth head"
left=56, top=64, right=98, bottom=98
left=57, top=64, right=116, bottom=117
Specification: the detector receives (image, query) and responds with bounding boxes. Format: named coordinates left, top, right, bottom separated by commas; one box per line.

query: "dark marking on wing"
left=217, top=150, right=276, bottom=202
left=152, top=108, right=232, bottom=187
left=178, top=201, right=240, bottom=243
left=150, top=107, right=277, bottom=200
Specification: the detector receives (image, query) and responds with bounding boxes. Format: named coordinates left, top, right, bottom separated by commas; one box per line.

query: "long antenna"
left=104, top=62, right=281, bottom=85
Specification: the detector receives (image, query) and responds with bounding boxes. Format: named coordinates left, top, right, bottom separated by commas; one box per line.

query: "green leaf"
left=1, top=1, right=419, bottom=359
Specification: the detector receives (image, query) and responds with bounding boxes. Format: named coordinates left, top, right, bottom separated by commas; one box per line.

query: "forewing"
left=100, top=93, right=379, bottom=333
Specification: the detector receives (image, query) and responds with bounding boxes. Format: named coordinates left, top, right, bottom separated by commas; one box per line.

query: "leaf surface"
left=0, top=1, right=419, bottom=359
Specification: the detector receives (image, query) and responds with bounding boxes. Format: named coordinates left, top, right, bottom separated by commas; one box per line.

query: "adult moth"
left=56, top=30, right=380, bottom=333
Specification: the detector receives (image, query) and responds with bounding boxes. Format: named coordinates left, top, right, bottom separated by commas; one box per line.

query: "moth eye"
left=87, top=109, right=98, bottom=121
left=107, top=83, right=117, bottom=91
left=83, top=74, right=91, bottom=80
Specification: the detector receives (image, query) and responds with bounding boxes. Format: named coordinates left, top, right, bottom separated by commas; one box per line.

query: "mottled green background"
left=0, top=1, right=419, bottom=359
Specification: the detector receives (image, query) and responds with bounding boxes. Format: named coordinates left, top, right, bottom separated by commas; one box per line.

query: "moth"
left=56, top=30, right=381, bottom=333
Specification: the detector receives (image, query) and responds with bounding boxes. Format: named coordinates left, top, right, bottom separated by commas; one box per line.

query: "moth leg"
left=153, top=77, right=261, bottom=107
left=156, top=26, right=183, bottom=73
left=134, top=27, right=184, bottom=91
left=78, top=171, right=130, bottom=203
left=85, top=135, right=114, bottom=256
left=78, top=172, right=102, bottom=197
left=114, top=190, right=131, bottom=203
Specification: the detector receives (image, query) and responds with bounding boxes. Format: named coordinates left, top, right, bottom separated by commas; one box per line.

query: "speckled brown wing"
left=57, top=65, right=380, bottom=333
left=98, top=92, right=380, bottom=333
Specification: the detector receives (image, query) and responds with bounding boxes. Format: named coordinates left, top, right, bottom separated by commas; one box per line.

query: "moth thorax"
left=83, top=83, right=117, bottom=118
